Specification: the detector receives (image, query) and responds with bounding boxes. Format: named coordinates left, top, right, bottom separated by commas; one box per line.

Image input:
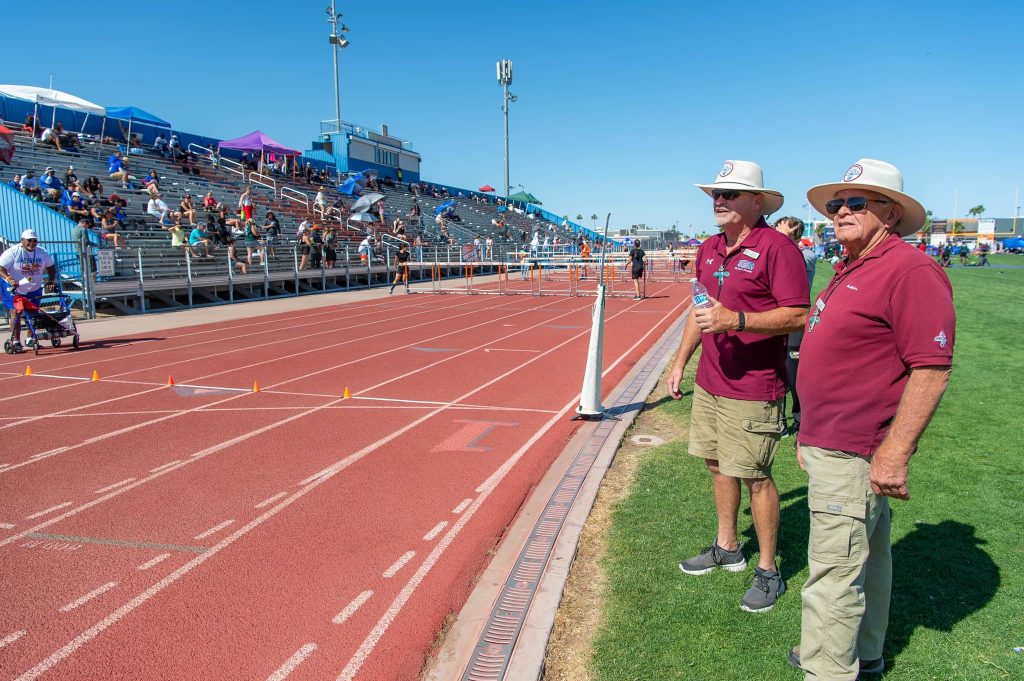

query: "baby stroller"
left=3, top=283, right=80, bottom=355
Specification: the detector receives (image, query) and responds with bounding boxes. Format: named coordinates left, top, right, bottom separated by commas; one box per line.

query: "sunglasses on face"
left=825, top=197, right=890, bottom=215
left=711, top=190, right=742, bottom=201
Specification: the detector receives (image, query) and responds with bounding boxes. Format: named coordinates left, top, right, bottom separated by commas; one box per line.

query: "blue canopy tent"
left=1000, top=237, right=1024, bottom=250
left=103, top=105, right=172, bottom=158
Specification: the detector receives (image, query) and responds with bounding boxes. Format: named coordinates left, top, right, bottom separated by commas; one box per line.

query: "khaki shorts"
left=688, top=385, right=785, bottom=479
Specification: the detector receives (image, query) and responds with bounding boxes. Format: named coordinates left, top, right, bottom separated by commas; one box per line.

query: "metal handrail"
left=281, top=186, right=309, bottom=209
left=188, top=143, right=246, bottom=179
left=248, top=172, right=277, bottom=194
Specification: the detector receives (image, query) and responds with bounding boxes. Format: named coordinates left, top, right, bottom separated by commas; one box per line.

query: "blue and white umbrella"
left=434, top=200, right=456, bottom=216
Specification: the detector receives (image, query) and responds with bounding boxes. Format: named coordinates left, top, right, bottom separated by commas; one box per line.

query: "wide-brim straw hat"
left=695, top=160, right=784, bottom=216
left=807, top=159, right=925, bottom=237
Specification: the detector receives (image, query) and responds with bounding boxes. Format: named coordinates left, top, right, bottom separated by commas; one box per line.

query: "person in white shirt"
left=0, top=230, right=57, bottom=352
left=147, top=195, right=173, bottom=225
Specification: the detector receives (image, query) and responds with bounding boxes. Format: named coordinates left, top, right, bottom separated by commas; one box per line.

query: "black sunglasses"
left=825, top=197, right=890, bottom=215
left=711, top=190, right=743, bottom=201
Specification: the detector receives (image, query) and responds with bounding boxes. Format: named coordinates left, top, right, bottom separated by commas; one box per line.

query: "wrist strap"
left=737, top=310, right=746, bottom=332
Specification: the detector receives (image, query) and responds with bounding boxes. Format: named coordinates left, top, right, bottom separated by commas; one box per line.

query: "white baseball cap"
left=22, top=229, right=39, bottom=240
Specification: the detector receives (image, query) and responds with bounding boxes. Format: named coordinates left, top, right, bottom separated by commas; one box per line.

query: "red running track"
left=0, top=284, right=688, bottom=681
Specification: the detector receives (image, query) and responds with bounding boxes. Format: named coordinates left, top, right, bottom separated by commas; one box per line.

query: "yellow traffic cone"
left=252, top=381, right=261, bottom=393
left=343, top=387, right=352, bottom=399
left=91, top=370, right=100, bottom=381
left=24, top=365, right=32, bottom=376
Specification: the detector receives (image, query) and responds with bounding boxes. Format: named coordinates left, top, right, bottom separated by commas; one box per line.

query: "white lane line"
left=452, top=499, right=472, bottom=514
left=299, top=467, right=335, bottom=486
left=483, top=348, right=541, bottom=353
left=423, top=522, right=448, bottom=542
left=150, top=459, right=182, bottom=473
left=26, top=502, right=72, bottom=520
left=332, top=591, right=373, bottom=625
left=254, top=492, right=287, bottom=509
left=382, top=551, right=416, bottom=579
left=0, top=630, right=26, bottom=649
left=0, top=522, right=16, bottom=529
left=193, top=520, right=234, bottom=540
left=11, top=293, right=664, bottom=679
left=58, top=582, right=118, bottom=613
left=336, top=289, right=685, bottom=681
left=93, top=478, right=136, bottom=494
left=265, top=643, right=317, bottom=681
left=136, top=554, right=171, bottom=571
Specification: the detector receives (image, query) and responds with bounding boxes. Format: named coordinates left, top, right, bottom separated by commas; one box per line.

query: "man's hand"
left=869, top=442, right=912, bottom=500
left=693, top=296, right=738, bottom=334
left=795, top=443, right=805, bottom=471
left=667, top=364, right=685, bottom=400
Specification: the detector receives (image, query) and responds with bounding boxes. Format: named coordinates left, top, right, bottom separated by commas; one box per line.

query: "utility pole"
left=326, top=2, right=350, bottom=132
left=497, top=60, right=516, bottom=197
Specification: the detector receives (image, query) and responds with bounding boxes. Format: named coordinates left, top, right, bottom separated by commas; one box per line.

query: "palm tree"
left=590, top=214, right=598, bottom=228
left=968, top=205, right=985, bottom=217
left=918, top=209, right=933, bottom=238
left=575, top=214, right=583, bottom=223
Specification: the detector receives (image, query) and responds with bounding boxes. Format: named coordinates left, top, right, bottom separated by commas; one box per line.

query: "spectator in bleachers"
left=64, top=165, right=78, bottom=187
left=179, top=194, right=198, bottom=226
left=485, top=235, right=494, bottom=260
left=263, top=211, right=280, bottom=257
left=408, top=198, right=422, bottom=223
left=81, top=175, right=103, bottom=200
left=226, top=237, right=248, bottom=273
left=357, top=234, right=376, bottom=265
left=392, top=217, right=405, bottom=238
left=242, top=219, right=262, bottom=266
left=154, top=133, right=171, bottom=158
left=147, top=194, right=174, bottom=226
left=238, top=186, right=254, bottom=221
left=165, top=220, right=197, bottom=258
left=107, top=151, right=131, bottom=188
left=168, top=134, right=182, bottom=159
left=40, top=168, right=63, bottom=201
left=314, top=188, right=328, bottom=214
left=189, top=223, right=215, bottom=258
left=40, top=123, right=65, bottom=151
left=88, top=198, right=105, bottom=225
left=143, top=169, right=161, bottom=197
left=322, top=225, right=338, bottom=268
left=303, top=162, right=313, bottom=184
left=100, top=209, right=128, bottom=249
left=23, top=114, right=43, bottom=138
left=376, top=201, right=387, bottom=226
left=7, top=174, right=21, bottom=192
left=413, top=234, right=424, bottom=262
left=71, top=217, right=102, bottom=273
left=182, top=150, right=200, bottom=176
left=65, top=191, right=90, bottom=221
left=203, top=191, right=217, bottom=212
left=304, top=225, right=323, bottom=269
left=297, top=216, right=311, bottom=239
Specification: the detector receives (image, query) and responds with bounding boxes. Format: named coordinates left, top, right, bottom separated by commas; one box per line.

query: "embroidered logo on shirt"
left=843, top=164, right=864, bottom=182
left=705, top=258, right=714, bottom=266
left=846, top=284, right=858, bottom=291
left=736, top=259, right=755, bottom=272
left=934, top=330, right=948, bottom=348
left=719, top=161, right=734, bottom=177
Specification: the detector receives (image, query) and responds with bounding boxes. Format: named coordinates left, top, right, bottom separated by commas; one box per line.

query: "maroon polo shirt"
left=694, top=219, right=810, bottom=401
left=797, top=235, right=955, bottom=456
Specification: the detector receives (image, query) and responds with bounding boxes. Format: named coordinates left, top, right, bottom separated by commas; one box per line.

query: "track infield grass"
left=586, top=257, right=1023, bottom=680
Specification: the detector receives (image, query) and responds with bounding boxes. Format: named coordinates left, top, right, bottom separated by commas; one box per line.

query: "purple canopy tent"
left=218, top=130, right=300, bottom=174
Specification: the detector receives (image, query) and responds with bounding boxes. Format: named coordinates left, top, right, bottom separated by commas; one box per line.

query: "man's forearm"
left=738, top=306, right=808, bottom=336
left=878, top=366, right=952, bottom=460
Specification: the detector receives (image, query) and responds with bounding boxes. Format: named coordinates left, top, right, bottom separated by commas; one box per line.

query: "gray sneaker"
left=740, top=566, right=785, bottom=612
left=679, top=541, right=747, bottom=576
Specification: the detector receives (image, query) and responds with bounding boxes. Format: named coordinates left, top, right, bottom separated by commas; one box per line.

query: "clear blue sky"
left=5, top=0, right=1022, bottom=235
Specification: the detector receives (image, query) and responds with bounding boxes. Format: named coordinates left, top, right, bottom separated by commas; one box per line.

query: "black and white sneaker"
left=740, top=566, right=785, bottom=612
left=679, top=541, right=747, bottom=575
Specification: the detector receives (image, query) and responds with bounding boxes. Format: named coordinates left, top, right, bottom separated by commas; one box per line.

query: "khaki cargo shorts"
left=688, top=385, right=785, bottom=479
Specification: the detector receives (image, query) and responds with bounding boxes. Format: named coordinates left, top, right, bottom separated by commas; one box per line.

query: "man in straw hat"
left=787, top=160, right=955, bottom=678
left=668, top=160, right=810, bottom=612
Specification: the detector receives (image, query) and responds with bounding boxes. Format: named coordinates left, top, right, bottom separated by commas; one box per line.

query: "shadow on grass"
left=885, top=520, right=998, bottom=664
left=741, top=485, right=810, bottom=581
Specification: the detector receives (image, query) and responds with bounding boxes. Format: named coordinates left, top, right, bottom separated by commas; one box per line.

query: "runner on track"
left=389, top=242, right=411, bottom=294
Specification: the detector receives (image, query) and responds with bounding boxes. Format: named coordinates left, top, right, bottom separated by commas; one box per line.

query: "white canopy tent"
left=0, top=85, right=106, bottom=149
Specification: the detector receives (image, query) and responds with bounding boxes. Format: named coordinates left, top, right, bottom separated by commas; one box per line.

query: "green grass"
left=592, top=262, right=1024, bottom=680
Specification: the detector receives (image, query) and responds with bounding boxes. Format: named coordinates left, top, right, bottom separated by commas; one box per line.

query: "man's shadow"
left=885, top=520, right=998, bottom=663
left=741, top=485, right=810, bottom=581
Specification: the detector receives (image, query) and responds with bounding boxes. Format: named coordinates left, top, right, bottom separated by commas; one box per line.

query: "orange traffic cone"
left=91, top=370, right=100, bottom=381
left=252, top=381, right=261, bottom=393
left=343, top=387, right=352, bottom=399
left=24, top=365, right=32, bottom=376
left=167, top=375, right=175, bottom=386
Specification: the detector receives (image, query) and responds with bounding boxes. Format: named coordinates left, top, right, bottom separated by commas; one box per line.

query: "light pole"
left=497, top=60, right=516, bottom=197
left=326, top=2, right=350, bottom=132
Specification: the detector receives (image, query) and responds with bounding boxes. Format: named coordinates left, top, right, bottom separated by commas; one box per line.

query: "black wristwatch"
left=736, top=311, right=746, bottom=332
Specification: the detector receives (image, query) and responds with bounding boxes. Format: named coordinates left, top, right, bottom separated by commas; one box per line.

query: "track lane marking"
left=25, top=503, right=72, bottom=520
left=0, top=523, right=16, bottom=529
left=382, top=551, right=416, bottom=579
left=193, top=520, right=235, bottom=540
left=451, top=499, right=472, bottom=514
left=265, top=643, right=317, bottom=681
left=150, top=460, right=182, bottom=473
left=0, top=630, right=26, bottom=649
left=254, top=492, right=287, bottom=509
left=423, top=522, right=448, bottom=541
left=137, top=554, right=171, bottom=571
left=58, top=582, right=118, bottom=613
left=333, top=591, right=373, bottom=625
left=93, top=478, right=135, bottom=494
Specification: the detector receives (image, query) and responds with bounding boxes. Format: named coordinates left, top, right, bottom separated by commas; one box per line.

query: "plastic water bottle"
left=691, top=278, right=713, bottom=308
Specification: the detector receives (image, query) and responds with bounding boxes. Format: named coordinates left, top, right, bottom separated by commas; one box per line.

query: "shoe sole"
left=678, top=559, right=747, bottom=576
left=740, top=601, right=777, bottom=613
